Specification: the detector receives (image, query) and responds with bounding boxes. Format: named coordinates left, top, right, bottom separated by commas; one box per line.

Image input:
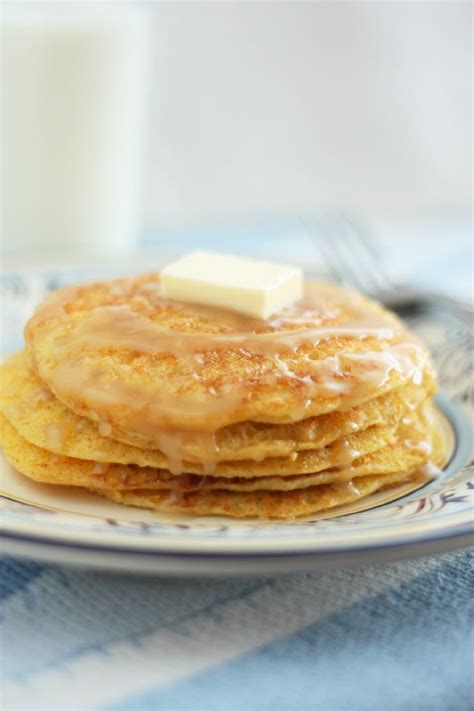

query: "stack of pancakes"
left=0, top=274, right=446, bottom=520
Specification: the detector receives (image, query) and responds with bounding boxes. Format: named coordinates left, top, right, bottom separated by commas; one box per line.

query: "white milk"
left=1, top=4, right=151, bottom=258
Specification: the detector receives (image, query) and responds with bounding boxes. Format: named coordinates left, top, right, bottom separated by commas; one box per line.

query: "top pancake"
left=25, top=274, right=433, bottom=443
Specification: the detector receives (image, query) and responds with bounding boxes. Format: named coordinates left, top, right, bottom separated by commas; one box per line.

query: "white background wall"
left=143, top=1, right=472, bottom=230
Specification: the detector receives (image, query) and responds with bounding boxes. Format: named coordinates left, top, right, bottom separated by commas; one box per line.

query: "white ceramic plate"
left=1, top=264, right=472, bottom=575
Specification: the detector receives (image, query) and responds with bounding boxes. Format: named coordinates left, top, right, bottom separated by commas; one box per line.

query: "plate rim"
left=1, top=264, right=472, bottom=569
left=2, top=516, right=473, bottom=559
left=1, top=392, right=472, bottom=558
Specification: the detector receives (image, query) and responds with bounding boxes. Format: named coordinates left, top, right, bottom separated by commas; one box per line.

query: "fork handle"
left=381, top=290, right=473, bottom=322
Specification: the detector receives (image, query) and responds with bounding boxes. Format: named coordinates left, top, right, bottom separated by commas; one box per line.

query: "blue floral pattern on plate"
left=1, top=264, right=472, bottom=570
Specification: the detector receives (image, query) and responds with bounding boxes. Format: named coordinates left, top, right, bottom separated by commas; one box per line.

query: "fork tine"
left=325, top=223, right=369, bottom=291
left=317, top=216, right=380, bottom=296
left=313, top=220, right=351, bottom=284
left=333, top=215, right=388, bottom=295
left=343, top=214, right=381, bottom=263
left=314, top=214, right=391, bottom=298
left=313, top=219, right=354, bottom=286
left=339, top=214, right=393, bottom=292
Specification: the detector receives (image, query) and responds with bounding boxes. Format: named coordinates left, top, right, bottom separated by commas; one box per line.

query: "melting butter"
left=161, top=251, right=303, bottom=319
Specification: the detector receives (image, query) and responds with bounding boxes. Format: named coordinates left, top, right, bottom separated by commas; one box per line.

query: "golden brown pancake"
left=0, top=350, right=434, bottom=466
left=95, top=471, right=418, bottom=520
left=0, top=272, right=445, bottom=520
left=25, top=275, right=433, bottom=445
left=0, top=409, right=445, bottom=495
left=1, top=411, right=401, bottom=480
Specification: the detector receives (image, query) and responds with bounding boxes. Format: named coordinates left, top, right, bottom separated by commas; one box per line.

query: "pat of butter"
left=161, top=251, right=303, bottom=319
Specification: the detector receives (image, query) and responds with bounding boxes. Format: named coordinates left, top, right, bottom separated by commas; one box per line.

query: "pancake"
left=1, top=270, right=445, bottom=521
left=25, top=275, right=433, bottom=448
left=0, top=350, right=434, bottom=466
left=0, top=407, right=445, bottom=495
left=95, top=471, right=419, bottom=519
left=0, top=412, right=402, bottom=481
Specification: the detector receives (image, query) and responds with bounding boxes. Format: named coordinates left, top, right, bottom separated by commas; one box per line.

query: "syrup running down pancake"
left=0, top=271, right=447, bottom=520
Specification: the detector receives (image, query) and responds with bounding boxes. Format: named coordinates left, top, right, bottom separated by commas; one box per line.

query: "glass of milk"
left=1, top=3, right=151, bottom=260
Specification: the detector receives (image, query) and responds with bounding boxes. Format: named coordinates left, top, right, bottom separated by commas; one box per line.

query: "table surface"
left=1, top=218, right=473, bottom=711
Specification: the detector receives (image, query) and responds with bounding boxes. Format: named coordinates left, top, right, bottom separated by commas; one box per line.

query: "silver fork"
left=312, top=213, right=473, bottom=322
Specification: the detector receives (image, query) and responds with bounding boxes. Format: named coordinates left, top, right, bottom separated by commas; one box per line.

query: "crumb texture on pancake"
left=0, top=273, right=446, bottom=520
left=0, top=350, right=434, bottom=466
left=25, top=275, right=433, bottom=440
left=95, top=472, right=417, bottom=520
left=0, top=406, right=446, bottom=497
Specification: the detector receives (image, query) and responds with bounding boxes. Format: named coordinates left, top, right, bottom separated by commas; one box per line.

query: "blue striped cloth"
left=2, top=220, right=473, bottom=710
left=2, top=551, right=473, bottom=710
